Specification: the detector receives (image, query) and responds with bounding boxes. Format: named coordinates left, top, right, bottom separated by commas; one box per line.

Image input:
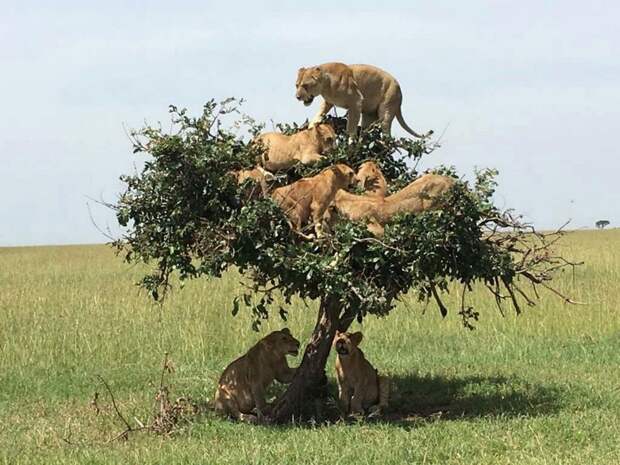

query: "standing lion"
left=295, top=62, right=432, bottom=140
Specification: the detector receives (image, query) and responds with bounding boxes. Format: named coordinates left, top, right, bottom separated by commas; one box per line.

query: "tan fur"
left=271, top=163, right=356, bottom=238
left=356, top=161, right=387, bottom=197
left=384, top=173, right=455, bottom=208
left=325, top=174, right=455, bottom=237
left=229, top=166, right=276, bottom=196
left=214, top=328, right=300, bottom=423
left=295, top=62, right=432, bottom=139
left=255, top=124, right=336, bottom=172
left=333, top=331, right=389, bottom=416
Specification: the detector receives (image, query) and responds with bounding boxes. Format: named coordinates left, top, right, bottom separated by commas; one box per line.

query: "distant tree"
left=113, top=99, right=577, bottom=423
left=595, top=220, right=610, bottom=229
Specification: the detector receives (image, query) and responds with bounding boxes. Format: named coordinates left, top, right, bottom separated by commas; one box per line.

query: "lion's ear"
left=313, top=66, right=321, bottom=72
left=350, top=332, right=363, bottom=346
left=281, top=327, right=291, bottom=335
left=298, top=67, right=306, bottom=73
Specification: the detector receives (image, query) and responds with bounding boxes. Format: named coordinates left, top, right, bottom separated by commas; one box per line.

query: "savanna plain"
left=1, top=229, right=619, bottom=465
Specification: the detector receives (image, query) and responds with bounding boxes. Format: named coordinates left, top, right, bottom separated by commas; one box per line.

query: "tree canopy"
left=113, top=99, right=577, bottom=422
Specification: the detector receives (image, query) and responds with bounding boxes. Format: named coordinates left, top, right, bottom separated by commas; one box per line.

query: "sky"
left=1, top=0, right=619, bottom=246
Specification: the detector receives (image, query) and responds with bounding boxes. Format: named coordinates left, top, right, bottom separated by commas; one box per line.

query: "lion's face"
left=333, top=331, right=363, bottom=356
left=356, top=162, right=382, bottom=190
left=333, top=164, right=357, bottom=188
left=264, top=328, right=301, bottom=357
left=316, top=123, right=336, bottom=144
left=296, top=67, right=323, bottom=106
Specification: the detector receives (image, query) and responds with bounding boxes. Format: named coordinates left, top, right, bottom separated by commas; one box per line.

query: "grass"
left=1, top=229, right=619, bottom=464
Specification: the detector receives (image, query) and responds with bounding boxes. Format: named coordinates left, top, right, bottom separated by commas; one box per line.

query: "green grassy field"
left=1, top=229, right=619, bottom=464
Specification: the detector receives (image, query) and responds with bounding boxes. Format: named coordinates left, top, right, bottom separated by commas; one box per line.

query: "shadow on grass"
left=379, top=372, right=564, bottom=427
left=262, top=372, right=564, bottom=429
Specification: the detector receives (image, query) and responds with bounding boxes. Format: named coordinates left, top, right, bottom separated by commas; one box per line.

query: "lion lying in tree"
left=271, top=163, right=356, bottom=239
left=333, top=331, right=389, bottom=416
left=214, top=328, right=300, bottom=423
left=355, top=161, right=387, bottom=197
left=229, top=166, right=276, bottom=197
left=295, top=62, right=432, bottom=140
left=325, top=173, right=455, bottom=237
left=255, top=124, right=336, bottom=172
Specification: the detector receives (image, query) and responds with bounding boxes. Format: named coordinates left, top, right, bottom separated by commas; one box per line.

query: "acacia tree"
left=114, top=99, right=576, bottom=423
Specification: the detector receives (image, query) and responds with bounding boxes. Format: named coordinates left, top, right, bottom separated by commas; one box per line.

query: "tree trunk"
left=270, top=296, right=340, bottom=423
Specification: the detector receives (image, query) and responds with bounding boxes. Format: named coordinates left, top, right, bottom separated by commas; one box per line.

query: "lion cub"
left=228, top=166, right=276, bottom=197
left=333, top=331, right=389, bottom=416
left=271, top=163, right=356, bottom=239
left=214, top=328, right=300, bottom=423
left=355, top=161, right=387, bottom=197
left=255, top=124, right=336, bottom=172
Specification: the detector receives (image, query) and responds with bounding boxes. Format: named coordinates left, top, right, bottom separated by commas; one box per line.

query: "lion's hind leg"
left=378, top=375, right=390, bottom=409
left=361, top=112, right=379, bottom=129
left=215, top=387, right=259, bottom=423
left=367, top=375, right=390, bottom=418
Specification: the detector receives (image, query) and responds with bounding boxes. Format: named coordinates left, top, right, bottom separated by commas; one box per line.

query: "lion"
left=271, top=163, right=356, bottom=238
left=325, top=173, right=455, bottom=237
left=384, top=173, right=455, bottom=208
left=295, top=62, right=432, bottom=140
left=214, top=328, right=300, bottom=423
left=228, top=166, right=276, bottom=196
left=255, top=124, right=336, bottom=172
left=333, top=331, right=389, bottom=416
left=355, top=161, right=387, bottom=197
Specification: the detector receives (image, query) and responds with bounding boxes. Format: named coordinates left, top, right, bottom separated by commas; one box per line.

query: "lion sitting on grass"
left=333, top=331, right=389, bottom=417
left=214, top=328, right=300, bottom=423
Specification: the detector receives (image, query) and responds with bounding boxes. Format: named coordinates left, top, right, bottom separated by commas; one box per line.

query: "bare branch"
left=96, top=375, right=132, bottom=433
left=429, top=283, right=448, bottom=318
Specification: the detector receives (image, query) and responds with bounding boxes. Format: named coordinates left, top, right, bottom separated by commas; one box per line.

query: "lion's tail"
left=395, top=107, right=433, bottom=139
left=377, top=375, right=390, bottom=409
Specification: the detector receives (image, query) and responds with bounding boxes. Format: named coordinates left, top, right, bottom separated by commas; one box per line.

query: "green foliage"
left=114, top=99, right=564, bottom=329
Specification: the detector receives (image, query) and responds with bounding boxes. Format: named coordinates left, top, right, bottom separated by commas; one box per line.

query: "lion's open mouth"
left=302, top=97, right=314, bottom=106
left=288, top=347, right=300, bottom=356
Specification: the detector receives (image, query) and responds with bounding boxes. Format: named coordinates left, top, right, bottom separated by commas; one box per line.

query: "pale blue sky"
left=1, top=1, right=618, bottom=246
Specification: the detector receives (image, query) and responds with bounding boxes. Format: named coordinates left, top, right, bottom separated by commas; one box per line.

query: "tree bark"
left=338, top=308, right=357, bottom=332
left=270, top=296, right=340, bottom=423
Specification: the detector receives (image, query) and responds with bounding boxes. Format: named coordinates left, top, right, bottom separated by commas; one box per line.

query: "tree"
left=114, top=99, right=577, bottom=423
left=595, top=220, right=610, bottom=229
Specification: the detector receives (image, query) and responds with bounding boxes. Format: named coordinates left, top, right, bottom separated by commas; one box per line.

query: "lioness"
left=214, top=328, right=300, bottom=423
left=295, top=62, right=432, bottom=140
left=325, top=173, right=455, bottom=237
left=229, top=166, right=276, bottom=196
left=333, top=331, right=389, bottom=416
left=271, top=163, right=356, bottom=238
left=255, top=124, right=336, bottom=172
left=384, top=173, right=455, bottom=208
left=355, top=161, right=387, bottom=197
